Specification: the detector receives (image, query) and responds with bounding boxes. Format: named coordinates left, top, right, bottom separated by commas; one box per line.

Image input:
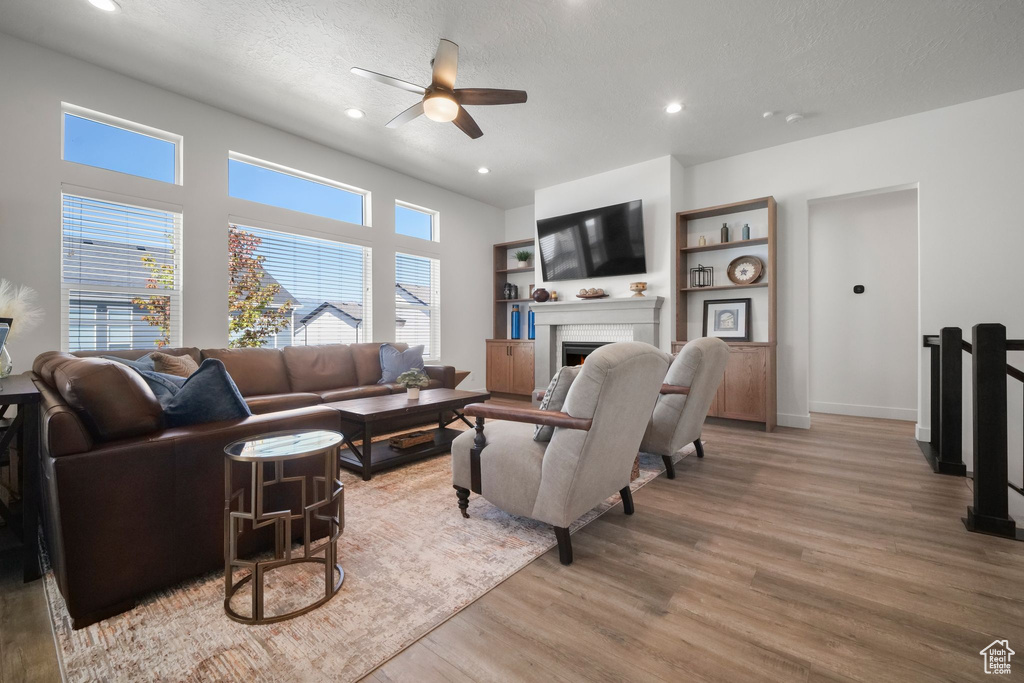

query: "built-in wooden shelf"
left=492, top=237, right=538, bottom=397
left=495, top=298, right=533, bottom=303
left=496, top=266, right=534, bottom=274
left=679, top=281, right=769, bottom=293
left=680, top=237, right=769, bottom=254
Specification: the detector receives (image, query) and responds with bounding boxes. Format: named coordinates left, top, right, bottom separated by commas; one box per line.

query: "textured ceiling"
left=2, top=0, right=1024, bottom=207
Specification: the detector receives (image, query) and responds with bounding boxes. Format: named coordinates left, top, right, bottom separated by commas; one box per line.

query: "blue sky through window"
left=395, top=204, right=434, bottom=240
left=229, top=159, right=363, bottom=225
left=63, top=114, right=177, bottom=183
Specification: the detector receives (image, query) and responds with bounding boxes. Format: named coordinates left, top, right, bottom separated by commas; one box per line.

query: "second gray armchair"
left=451, top=342, right=669, bottom=565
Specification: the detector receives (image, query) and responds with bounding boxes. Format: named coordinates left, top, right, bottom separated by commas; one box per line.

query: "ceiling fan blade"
left=432, top=39, right=459, bottom=90
left=452, top=106, right=483, bottom=139
left=350, top=67, right=426, bottom=96
left=455, top=88, right=528, bottom=106
left=386, top=101, right=425, bottom=128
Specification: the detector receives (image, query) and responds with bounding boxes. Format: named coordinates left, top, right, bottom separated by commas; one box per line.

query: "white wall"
left=0, top=34, right=504, bottom=388
left=684, top=88, right=1024, bottom=432
left=808, top=188, right=919, bottom=421
left=504, top=204, right=535, bottom=242
left=531, top=156, right=682, bottom=351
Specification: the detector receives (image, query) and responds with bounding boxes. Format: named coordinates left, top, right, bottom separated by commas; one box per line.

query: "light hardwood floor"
left=3, top=414, right=1023, bottom=682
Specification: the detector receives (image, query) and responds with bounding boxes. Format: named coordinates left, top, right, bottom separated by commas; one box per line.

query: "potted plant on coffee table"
left=397, top=369, right=430, bottom=400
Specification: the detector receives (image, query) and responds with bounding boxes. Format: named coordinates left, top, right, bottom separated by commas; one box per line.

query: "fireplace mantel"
left=531, top=296, right=664, bottom=392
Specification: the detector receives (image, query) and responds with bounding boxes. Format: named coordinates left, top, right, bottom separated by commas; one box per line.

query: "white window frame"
left=228, top=151, right=372, bottom=228
left=227, top=216, right=374, bottom=347
left=61, top=103, right=184, bottom=185
left=395, top=251, right=441, bottom=361
left=60, top=185, right=184, bottom=352
left=395, top=200, right=440, bottom=242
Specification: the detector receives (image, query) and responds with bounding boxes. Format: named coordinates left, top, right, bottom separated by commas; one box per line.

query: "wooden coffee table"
left=324, top=388, right=490, bottom=480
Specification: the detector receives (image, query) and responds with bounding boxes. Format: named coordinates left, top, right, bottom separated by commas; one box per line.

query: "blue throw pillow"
left=103, top=354, right=155, bottom=373
left=162, top=358, right=251, bottom=428
left=137, top=370, right=187, bottom=405
left=378, top=343, right=425, bottom=384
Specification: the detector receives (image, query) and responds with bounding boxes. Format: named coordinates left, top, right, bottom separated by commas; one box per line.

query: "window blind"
left=395, top=252, right=440, bottom=359
left=228, top=224, right=372, bottom=348
left=61, top=193, right=182, bottom=351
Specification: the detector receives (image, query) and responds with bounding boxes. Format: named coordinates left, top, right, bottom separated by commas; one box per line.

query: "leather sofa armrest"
left=463, top=403, right=593, bottom=431
left=424, top=365, right=456, bottom=389
left=660, top=384, right=690, bottom=395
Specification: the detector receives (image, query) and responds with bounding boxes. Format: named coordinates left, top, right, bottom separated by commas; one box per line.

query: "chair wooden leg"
left=454, top=486, right=470, bottom=518
left=553, top=526, right=573, bottom=565
left=619, top=486, right=634, bottom=515
left=694, top=439, right=705, bottom=458
left=662, top=455, right=676, bottom=479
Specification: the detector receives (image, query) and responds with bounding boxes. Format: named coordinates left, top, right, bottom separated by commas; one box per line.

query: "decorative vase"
left=0, top=347, right=11, bottom=379
left=629, top=282, right=648, bottom=297
left=510, top=304, right=521, bottom=339
left=407, top=387, right=420, bottom=400
left=698, top=235, right=707, bottom=247
left=720, top=222, right=729, bottom=243
left=532, top=287, right=550, bottom=303
left=517, top=257, right=532, bottom=269
left=510, top=284, right=519, bottom=299
left=528, top=309, right=535, bottom=340
left=503, top=282, right=513, bottom=300
left=742, top=223, right=750, bottom=240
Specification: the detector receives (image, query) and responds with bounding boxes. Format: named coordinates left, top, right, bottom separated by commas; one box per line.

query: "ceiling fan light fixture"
left=87, top=0, right=121, bottom=11
left=423, top=92, right=459, bottom=123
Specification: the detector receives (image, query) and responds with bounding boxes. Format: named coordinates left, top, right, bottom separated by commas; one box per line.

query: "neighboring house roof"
left=396, top=282, right=431, bottom=307
left=297, top=301, right=364, bottom=329
left=256, top=270, right=297, bottom=309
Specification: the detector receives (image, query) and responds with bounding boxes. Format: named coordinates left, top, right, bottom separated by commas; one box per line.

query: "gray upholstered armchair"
left=640, top=337, right=730, bottom=478
left=451, top=342, right=669, bottom=565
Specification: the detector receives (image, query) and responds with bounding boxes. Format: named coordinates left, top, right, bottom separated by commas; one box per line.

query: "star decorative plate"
left=726, top=255, right=764, bottom=285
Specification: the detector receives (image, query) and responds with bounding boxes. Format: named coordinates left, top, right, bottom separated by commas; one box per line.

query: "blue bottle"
left=510, top=304, right=521, bottom=340
left=742, top=223, right=751, bottom=240
left=528, top=309, right=535, bottom=340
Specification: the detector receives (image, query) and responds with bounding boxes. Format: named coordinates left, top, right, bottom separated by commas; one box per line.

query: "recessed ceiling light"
left=762, top=111, right=775, bottom=119
left=785, top=113, right=804, bottom=124
left=344, top=108, right=365, bottom=119
left=87, top=0, right=121, bottom=12
left=477, top=167, right=490, bottom=174
left=665, top=102, right=684, bottom=114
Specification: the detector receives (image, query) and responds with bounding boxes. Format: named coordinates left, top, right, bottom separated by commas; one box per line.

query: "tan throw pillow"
left=534, top=365, right=582, bottom=442
left=151, top=352, right=199, bottom=378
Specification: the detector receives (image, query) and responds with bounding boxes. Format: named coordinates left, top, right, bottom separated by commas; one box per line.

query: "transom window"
left=229, top=153, right=367, bottom=226
left=395, top=202, right=438, bottom=241
left=61, top=192, right=183, bottom=351
left=62, top=104, right=181, bottom=184
left=395, top=253, right=440, bottom=359
left=228, top=224, right=372, bottom=348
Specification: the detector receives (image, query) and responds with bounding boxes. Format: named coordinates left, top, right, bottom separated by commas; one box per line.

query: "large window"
left=395, top=202, right=438, bottom=241
left=228, top=224, right=372, bottom=348
left=62, top=104, right=181, bottom=184
left=229, top=154, right=366, bottom=225
left=61, top=193, right=182, bottom=351
left=395, top=253, right=440, bottom=359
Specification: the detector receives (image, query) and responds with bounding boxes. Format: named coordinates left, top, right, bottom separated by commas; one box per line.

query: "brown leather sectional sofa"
left=30, top=342, right=455, bottom=628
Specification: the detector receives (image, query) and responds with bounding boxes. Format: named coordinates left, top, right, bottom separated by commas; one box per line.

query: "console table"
left=0, top=373, right=42, bottom=582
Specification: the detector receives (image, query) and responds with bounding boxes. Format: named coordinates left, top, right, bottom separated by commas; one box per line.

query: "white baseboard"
left=778, top=413, right=811, bottom=429
left=808, top=401, right=917, bottom=422
left=915, top=425, right=930, bottom=442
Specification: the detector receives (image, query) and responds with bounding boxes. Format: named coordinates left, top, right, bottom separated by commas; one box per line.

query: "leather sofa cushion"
left=244, top=392, right=323, bottom=415
left=200, top=347, right=290, bottom=397
left=318, top=385, right=390, bottom=402
left=35, top=378, right=93, bottom=457
left=33, top=351, right=78, bottom=387
left=282, top=344, right=359, bottom=392
left=350, top=342, right=407, bottom=386
left=75, top=347, right=201, bottom=364
left=53, top=358, right=163, bottom=441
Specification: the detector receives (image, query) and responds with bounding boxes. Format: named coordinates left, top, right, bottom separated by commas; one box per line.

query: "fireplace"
left=562, top=342, right=610, bottom=367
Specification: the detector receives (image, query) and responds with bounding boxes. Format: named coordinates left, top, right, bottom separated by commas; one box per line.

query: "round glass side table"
left=223, top=429, right=344, bottom=624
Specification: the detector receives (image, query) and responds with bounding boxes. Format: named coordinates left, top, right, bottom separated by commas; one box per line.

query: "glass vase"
left=0, top=346, right=12, bottom=379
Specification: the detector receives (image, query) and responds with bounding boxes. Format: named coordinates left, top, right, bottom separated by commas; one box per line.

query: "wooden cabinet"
left=672, top=341, right=775, bottom=428
left=486, top=340, right=534, bottom=396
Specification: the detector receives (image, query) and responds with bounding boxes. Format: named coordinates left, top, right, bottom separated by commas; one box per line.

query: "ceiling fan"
left=350, top=39, right=527, bottom=139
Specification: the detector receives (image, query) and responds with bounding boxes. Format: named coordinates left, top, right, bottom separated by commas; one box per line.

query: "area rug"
left=43, top=440, right=698, bottom=682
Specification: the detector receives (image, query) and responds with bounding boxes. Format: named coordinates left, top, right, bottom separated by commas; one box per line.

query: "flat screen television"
left=536, top=200, right=646, bottom=281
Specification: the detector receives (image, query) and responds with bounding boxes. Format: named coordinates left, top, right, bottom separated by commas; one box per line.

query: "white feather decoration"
left=0, top=279, right=44, bottom=341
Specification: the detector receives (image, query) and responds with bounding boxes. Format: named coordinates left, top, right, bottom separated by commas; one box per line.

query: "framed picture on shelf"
left=702, top=298, right=751, bottom=341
